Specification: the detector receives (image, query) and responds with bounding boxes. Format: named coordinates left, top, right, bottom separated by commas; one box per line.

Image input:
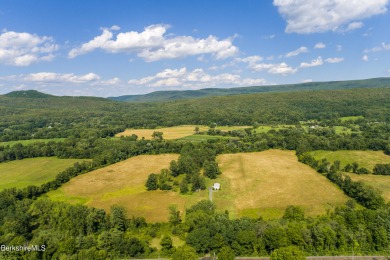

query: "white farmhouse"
left=212, top=183, right=221, bottom=190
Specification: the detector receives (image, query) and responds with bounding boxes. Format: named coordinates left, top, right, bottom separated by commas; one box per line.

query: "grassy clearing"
left=0, top=157, right=88, bottom=190
left=214, top=150, right=349, bottom=219
left=346, top=173, right=390, bottom=202
left=46, top=154, right=211, bottom=222
left=339, top=116, right=364, bottom=122
left=150, top=236, right=185, bottom=250
left=46, top=151, right=350, bottom=221
left=0, top=138, right=66, bottom=147
left=115, top=125, right=251, bottom=140
left=309, top=150, right=390, bottom=171
left=253, top=125, right=297, bottom=133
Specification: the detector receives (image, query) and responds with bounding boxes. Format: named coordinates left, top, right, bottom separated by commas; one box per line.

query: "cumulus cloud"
left=69, top=24, right=238, bottom=61
left=364, top=42, right=390, bottom=53
left=128, top=67, right=267, bottom=89
left=0, top=30, right=58, bottom=66
left=237, top=55, right=297, bottom=75
left=23, top=72, right=101, bottom=83
left=300, top=56, right=323, bottom=68
left=273, top=0, right=389, bottom=33
left=325, top=57, right=344, bottom=63
left=362, top=55, right=369, bottom=61
left=285, top=46, right=308, bottom=57
left=314, top=42, right=326, bottom=49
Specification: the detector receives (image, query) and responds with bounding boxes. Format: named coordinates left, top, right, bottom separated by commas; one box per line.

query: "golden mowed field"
left=115, top=125, right=208, bottom=139
left=47, top=154, right=187, bottom=222
left=47, top=150, right=351, bottom=222
left=215, top=150, right=350, bottom=219
left=115, top=125, right=251, bottom=140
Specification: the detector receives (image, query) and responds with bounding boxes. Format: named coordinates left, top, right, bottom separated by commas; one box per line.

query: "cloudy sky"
left=1, top=0, right=390, bottom=97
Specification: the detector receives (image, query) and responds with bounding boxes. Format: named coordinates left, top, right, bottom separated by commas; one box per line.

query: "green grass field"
left=346, top=173, right=390, bottom=202
left=0, top=157, right=88, bottom=190
left=308, top=150, right=390, bottom=171
left=253, top=125, right=298, bottom=133
left=46, top=150, right=350, bottom=222
left=0, top=138, right=66, bottom=147
left=339, top=116, right=364, bottom=122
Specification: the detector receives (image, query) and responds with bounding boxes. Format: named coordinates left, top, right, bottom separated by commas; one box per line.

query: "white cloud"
left=285, top=46, right=308, bottom=57
left=235, top=55, right=263, bottom=64
left=364, top=42, right=390, bottom=53
left=362, top=55, right=369, bottom=61
left=325, top=57, right=344, bottom=63
left=23, top=72, right=100, bottom=83
left=314, top=42, right=326, bottom=49
left=127, top=67, right=267, bottom=89
left=300, top=56, right=323, bottom=68
left=0, top=30, right=58, bottom=66
left=344, top=21, right=364, bottom=31
left=302, top=79, right=313, bottom=83
left=69, top=24, right=238, bottom=61
left=274, top=0, right=389, bottom=33
left=237, top=56, right=297, bottom=75
left=268, top=63, right=297, bottom=75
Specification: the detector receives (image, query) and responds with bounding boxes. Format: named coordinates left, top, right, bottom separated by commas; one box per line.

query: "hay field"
left=215, top=150, right=349, bottom=219
left=347, top=173, right=390, bottom=201
left=115, top=125, right=251, bottom=140
left=309, top=150, right=390, bottom=171
left=0, top=157, right=87, bottom=190
left=46, top=154, right=203, bottom=222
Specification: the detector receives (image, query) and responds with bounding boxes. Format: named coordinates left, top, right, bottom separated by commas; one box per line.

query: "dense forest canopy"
left=1, top=87, right=389, bottom=142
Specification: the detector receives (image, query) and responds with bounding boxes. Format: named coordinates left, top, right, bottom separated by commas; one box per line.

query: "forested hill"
left=108, top=77, right=390, bottom=102
left=4, top=90, right=54, bottom=98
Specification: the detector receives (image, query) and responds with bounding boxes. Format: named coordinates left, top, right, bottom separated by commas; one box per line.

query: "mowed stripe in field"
left=47, top=154, right=183, bottom=222
left=216, top=150, right=350, bottom=219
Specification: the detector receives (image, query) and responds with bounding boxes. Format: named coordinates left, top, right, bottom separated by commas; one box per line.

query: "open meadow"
left=115, top=125, right=251, bottom=140
left=309, top=150, right=390, bottom=171
left=47, top=150, right=351, bottom=222
left=0, top=157, right=88, bottom=190
left=46, top=154, right=193, bottom=222
left=215, top=150, right=350, bottom=219
left=347, top=173, right=390, bottom=201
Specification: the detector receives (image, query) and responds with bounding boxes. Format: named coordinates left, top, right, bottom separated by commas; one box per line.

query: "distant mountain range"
left=108, top=77, right=390, bottom=102
left=3, top=77, right=390, bottom=103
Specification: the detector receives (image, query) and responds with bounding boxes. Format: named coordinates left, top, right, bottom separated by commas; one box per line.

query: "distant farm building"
left=213, top=183, right=221, bottom=190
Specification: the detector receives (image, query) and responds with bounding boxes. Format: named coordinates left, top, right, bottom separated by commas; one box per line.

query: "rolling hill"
left=108, top=77, right=390, bottom=102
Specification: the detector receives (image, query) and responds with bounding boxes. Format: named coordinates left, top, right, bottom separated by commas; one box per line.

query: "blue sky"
left=1, top=0, right=390, bottom=97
